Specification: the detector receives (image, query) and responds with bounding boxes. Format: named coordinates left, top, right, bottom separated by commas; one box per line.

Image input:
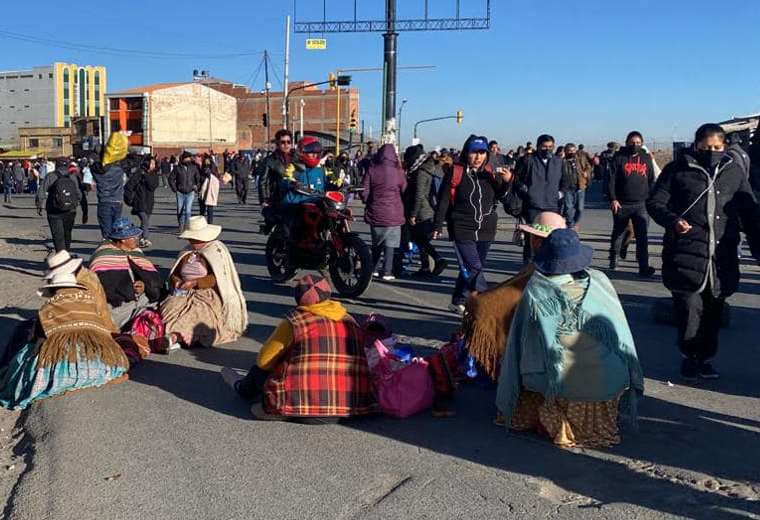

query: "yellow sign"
left=306, top=39, right=327, bottom=50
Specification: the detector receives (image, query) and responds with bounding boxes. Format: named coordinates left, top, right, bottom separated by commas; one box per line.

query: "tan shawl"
left=169, top=240, right=248, bottom=337
left=462, top=264, right=535, bottom=380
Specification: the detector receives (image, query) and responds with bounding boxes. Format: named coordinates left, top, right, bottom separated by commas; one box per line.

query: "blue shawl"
left=495, top=269, right=644, bottom=427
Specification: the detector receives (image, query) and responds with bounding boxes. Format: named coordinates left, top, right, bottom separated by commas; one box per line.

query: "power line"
left=0, top=29, right=268, bottom=60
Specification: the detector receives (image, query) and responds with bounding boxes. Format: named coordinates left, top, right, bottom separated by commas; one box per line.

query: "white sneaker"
left=448, top=303, right=465, bottom=315
left=381, top=275, right=396, bottom=281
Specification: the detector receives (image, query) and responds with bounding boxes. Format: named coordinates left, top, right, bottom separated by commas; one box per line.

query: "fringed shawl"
left=495, top=269, right=643, bottom=428
left=89, top=243, right=161, bottom=307
left=463, top=265, right=535, bottom=380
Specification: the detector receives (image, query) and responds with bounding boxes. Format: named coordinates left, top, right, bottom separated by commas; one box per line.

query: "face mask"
left=566, top=153, right=576, bottom=159
left=538, top=149, right=552, bottom=160
left=629, top=144, right=642, bottom=154
left=699, top=149, right=724, bottom=170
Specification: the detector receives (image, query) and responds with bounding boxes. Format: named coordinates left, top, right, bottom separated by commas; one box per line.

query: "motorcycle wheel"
left=266, top=231, right=296, bottom=283
left=329, top=234, right=373, bottom=298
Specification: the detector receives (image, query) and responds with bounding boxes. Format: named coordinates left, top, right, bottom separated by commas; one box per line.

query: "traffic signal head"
left=337, top=75, right=352, bottom=86
left=328, top=73, right=337, bottom=89
left=262, top=113, right=268, bottom=127
left=456, top=110, right=463, bottom=125
left=350, top=109, right=357, bottom=130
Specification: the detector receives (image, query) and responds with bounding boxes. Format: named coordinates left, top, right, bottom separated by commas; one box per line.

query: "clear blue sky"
left=2, top=0, right=759, bottom=151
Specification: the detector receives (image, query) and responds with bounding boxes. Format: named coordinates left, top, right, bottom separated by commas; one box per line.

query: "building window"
left=126, top=98, right=143, bottom=111
left=9, top=89, right=14, bottom=93
left=64, top=121, right=70, bottom=128
left=48, top=73, right=53, bottom=79
left=79, top=69, right=87, bottom=116
left=126, top=119, right=143, bottom=133
left=29, top=138, right=39, bottom=148
left=109, top=98, right=120, bottom=110
left=110, top=119, right=120, bottom=132
left=38, top=74, right=42, bottom=79
left=24, top=88, right=30, bottom=92
left=52, top=138, right=63, bottom=148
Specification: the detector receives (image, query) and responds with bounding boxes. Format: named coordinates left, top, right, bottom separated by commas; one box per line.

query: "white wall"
left=0, top=66, right=56, bottom=144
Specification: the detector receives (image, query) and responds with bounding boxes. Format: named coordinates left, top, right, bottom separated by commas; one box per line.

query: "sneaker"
left=608, top=260, right=617, bottom=271
left=381, top=275, right=396, bottom=281
left=680, top=358, right=699, bottom=382
left=432, top=258, right=449, bottom=277
left=139, top=239, right=152, bottom=249
left=448, top=303, right=465, bottom=315
left=638, top=266, right=656, bottom=278
left=372, top=272, right=380, bottom=278
left=698, top=362, right=720, bottom=380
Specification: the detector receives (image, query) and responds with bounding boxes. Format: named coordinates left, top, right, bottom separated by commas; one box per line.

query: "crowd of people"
left=1, top=121, right=758, bottom=450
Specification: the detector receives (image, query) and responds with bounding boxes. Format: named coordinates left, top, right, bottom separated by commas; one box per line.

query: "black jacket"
left=404, top=156, right=439, bottom=222
left=560, top=158, right=579, bottom=192
left=434, top=163, right=507, bottom=242
left=515, top=154, right=563, bottom=214
left=41, top=167, right=81, bottom=214
left=256, top=151, right=291, bottom=204
left=609, top=148, right=655, bottom=205
left=647, top=147, right=760, bottom=296
left=231, top=158, right=249, bottom=179
left=130, top=169, right=160, bottom=215
left=169, top=162, right=201, bottom=194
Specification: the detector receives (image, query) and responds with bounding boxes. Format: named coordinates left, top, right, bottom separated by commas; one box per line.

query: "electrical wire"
left=0, top=29, right=267, bottom=60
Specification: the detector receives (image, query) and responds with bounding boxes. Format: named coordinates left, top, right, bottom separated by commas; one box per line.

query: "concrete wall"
left=0, top=66, right=56, bottom=145
left=149, top=83, right=236, bottom=147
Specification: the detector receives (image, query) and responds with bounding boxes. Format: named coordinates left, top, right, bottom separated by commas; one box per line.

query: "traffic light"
left=349, top=109, right=357, bottom=130
left=337, top=75, right=351, bottom=86
left=328, top=73, right=337, bottom=89
left=262, top=113, right=268, bottom=127
left=456, top=110, right=463, bottom=125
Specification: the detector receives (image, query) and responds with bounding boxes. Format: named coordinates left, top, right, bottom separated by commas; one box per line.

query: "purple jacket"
left=361, top=144, right=407, bottom=227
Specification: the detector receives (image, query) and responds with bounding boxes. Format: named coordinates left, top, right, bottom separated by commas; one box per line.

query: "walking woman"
left=361, top=144, right=407, bottom=281
left=131, top=156, right=160, bottom=248
left=199, top=155, right=222, bottom=224
left=434, top=135, right=511, bottom=314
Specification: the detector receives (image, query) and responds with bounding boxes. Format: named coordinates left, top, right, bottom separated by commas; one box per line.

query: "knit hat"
left=180, top=254, right=208, bottom=281
left=294, top=275, right=332, bottom=306
left=403, top=144, right=426, bottom=171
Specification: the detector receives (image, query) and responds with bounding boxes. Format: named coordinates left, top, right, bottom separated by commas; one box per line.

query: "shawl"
left=36, top=287, right=128, bottom=369
left=463, top=264, right=535, bottom=380
left=76, top=267, right=118, bottom=333
left=89, top=243, right=161, bottom=306
left=495, top=269, right=643, bottom=427
left=90, top=243, right=158, bottom=274
left=169, top=241, right=248, bottom=337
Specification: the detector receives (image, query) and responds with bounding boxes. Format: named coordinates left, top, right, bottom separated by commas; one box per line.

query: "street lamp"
left=299, top=99, right=306, bottom=140
left=397, top=98, right=408, bottom=148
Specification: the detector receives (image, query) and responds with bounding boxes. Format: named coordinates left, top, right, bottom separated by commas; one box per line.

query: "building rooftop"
left=109, top=82, right=189, bottom=95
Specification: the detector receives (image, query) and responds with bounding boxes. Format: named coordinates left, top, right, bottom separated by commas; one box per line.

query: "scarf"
left=170, top=241, right=248, bottom=336
left=463, top=265, right=535, bottom=380
left=496, top=269, right=643, bottom=427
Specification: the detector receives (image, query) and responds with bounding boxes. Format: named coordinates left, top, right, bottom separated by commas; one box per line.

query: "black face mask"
left=699, top=149, right=724, bottom=171
left=629, top=144, right=642, bottom=154
left=538, top=149, right=552, bottom=160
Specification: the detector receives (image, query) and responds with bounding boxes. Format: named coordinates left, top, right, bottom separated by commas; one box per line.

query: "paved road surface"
left=1, top=183, right=759, bottom=520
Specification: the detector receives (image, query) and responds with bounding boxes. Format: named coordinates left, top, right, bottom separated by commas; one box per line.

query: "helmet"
left=298, top=136, right=322, bottom=168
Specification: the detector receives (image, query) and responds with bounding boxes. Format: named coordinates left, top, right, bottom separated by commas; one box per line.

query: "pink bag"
left=130, top=309, right=166, bottom=353
left=365, top=339, right=434, bottom=418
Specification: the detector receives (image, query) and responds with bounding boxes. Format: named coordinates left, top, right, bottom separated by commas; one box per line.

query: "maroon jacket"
left=361, top=144, right=407, bottom=227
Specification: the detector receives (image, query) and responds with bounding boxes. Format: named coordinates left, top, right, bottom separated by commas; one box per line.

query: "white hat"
left=37, top=272, right=86, bottom=297
left=178, top=216, right=222, bottom=242
left=42, top=250, right=83, bottom=281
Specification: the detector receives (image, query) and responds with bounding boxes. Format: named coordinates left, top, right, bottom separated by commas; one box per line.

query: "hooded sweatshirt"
left=608, top=147, right=655, bottom=205
left=361, top=144, right=407, bottom=227
left=257, top=300, right=348, bottom=369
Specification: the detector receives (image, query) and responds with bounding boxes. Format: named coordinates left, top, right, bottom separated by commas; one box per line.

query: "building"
left=0, top=62, right=107, bottom=146
left=202, top=77, right=360, bottom=150
left=17, top=127, right=73, bottom=157
left=106, top=82, right=237, bottom=156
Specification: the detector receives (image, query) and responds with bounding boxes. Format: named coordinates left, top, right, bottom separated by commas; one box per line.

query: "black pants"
left=672, top=285, right=724, bottom=362
left=136, top=211, right=151, bottom=240
left=205, top=205, right=215, bottom=224
left=522, top=208, right=544, bottom=264
left=411, top=219, right=441, bottom=271
left=235, top=176, right=248, bottom=203
left=80, top=191, right=89, bottom=222
left=610, top=204, right=650, bottom=269
left=48, top=211, right=76, bottom=252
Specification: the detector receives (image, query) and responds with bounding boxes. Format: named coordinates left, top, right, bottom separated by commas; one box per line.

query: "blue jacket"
left=94, top=163, right=125, bottom=203
left=280, top=164, right=326, bottom=206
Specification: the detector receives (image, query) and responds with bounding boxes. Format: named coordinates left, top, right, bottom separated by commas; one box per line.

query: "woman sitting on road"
left=495, top=229, right=644, bottom=448
left=161, top=216, right=247, bottom=348
left=0, top=257, right=129, bottom=409
left=222, top=275, right=378, bottom=422
left=89, top=218, right=162, bottom=333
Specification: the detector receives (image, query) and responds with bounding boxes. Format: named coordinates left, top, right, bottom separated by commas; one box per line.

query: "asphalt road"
left=1, top=182, right=760, bottom=520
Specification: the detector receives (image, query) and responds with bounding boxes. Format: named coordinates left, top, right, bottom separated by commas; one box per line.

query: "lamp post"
left=299, top=99, right=305, bottom=140
left=397, top=98, right=408, bottom=148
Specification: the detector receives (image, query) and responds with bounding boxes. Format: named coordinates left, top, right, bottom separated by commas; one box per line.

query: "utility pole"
left=264, top=50, right=271, bottom=148
left=283, top=15, right=291, bottom=130
left=382, top=0, right=398, bottom=145
left=299, top=99, right=305, bottom=140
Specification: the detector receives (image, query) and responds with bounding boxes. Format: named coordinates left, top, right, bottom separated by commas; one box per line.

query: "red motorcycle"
left=264, top=188, right=374, bottom=298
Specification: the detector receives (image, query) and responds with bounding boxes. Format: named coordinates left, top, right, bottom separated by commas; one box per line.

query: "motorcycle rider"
left=258, top=129, right=294, bottom=233
left=278, top=137, right=327, bottom=239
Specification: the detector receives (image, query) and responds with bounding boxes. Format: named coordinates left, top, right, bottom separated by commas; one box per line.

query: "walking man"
left=169, top=151, right=201, bottom=232
left=608, top=131, right=656, bottom=277
left=93, top=133, right=128, bottom=239
left=40, top=158, right=81, bottom=252
left=648, top=123, right=760, bottom=380
left=232, top=154, right=250, bottom=204
left=560, top=143, right=580, bottom=229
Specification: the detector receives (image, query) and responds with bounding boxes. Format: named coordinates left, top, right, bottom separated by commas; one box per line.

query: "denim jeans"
left=452, top=240, right=491, bottom=305
left=176, top=192, right=195, bottom=228
left=575, top=189, right=586, bottom=225
left=561, top=190, right=577, bottom=228
left=97, top=201, right=122, bottom=239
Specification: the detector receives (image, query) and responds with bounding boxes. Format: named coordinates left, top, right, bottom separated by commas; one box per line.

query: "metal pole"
left=397, top=99, right=407, bottom=149
left=336, top=73, right=341, bottom=155
left=283, top=15, right=291, bottom=129
left=264, top=51, right=272, bottom=146
left=300, top=99, right=305, bottom=140
left=382, top=0, right=398, bottom=144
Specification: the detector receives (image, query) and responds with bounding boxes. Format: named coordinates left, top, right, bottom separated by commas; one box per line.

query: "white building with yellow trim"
left=0, top=62, right=106, bottom=145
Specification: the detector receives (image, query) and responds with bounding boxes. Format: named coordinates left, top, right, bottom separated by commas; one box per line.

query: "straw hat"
left=179, top=216, right=222, bottom=242
left=42, top=250, right=83, bottom=281
left=37, top=272, right=86, bottom=297
left=518, top=212, right=567, bottom=239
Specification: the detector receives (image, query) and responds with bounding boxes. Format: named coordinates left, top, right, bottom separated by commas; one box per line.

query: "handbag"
left=365, top=338, right=434, bottom=418
left=501, top=183, right=523, bottom=218
left=221, top=172, right=233, bottom=185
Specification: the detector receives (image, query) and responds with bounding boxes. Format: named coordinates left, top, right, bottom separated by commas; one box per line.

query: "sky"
left=2, top=0, right=759, bottom=151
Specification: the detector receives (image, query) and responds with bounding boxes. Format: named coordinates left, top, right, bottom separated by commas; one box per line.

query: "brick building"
left=202, top=78, right=359, bottom=150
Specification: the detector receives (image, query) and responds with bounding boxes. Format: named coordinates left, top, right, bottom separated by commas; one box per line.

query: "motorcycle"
left=264, top=186, right=374, bottom=298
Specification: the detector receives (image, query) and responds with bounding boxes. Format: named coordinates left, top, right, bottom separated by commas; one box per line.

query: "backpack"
left=50, top=174, right=78, bottom=211
left=123, top=172, right=141, bottom=207
left=428, top=173, right=443, bottom=209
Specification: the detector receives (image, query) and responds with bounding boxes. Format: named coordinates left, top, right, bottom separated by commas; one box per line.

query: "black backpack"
left=123, top=172, right=141, bottom=207
left=50, top=174, right=78, bottom=211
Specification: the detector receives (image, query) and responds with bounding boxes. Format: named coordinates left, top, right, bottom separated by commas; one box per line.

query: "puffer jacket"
left=361, top=144, right=407, bottom=227
left=404, top=156, right=439, bottom=222
left=647, top=146, right=760, bottom=296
